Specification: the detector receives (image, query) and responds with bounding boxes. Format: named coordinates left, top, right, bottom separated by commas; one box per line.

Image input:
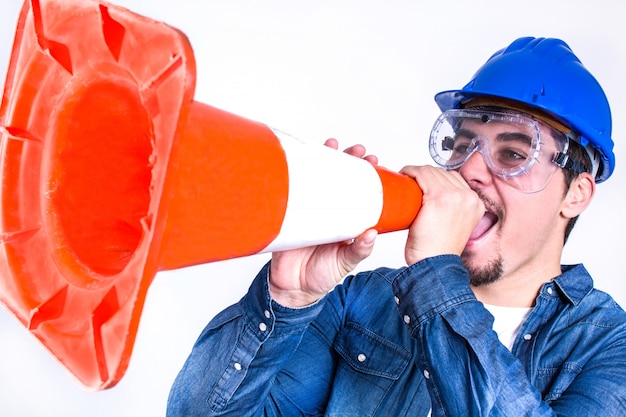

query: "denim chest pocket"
left=536, top=362, right=582, bottom=402
left=334, top=322, right=412, bottom=380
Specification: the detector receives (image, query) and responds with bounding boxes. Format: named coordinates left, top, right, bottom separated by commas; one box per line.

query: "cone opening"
left=45, top=73, right=153, bottom=281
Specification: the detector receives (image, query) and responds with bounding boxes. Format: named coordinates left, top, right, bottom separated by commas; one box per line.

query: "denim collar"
left=552, top=264, right=594, bottom=306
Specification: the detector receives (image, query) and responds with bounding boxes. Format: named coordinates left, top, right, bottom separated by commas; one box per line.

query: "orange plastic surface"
left=157, top=102, right=290, bottom=270
left=0, top=0, right=421, bottom=390
left=0, top=0, right=197, bottom=389
left=373, top=165, right=422, bottom=233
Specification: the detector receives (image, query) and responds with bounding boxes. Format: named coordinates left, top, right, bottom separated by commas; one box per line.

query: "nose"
left=458, top=149, right=493, bottom=188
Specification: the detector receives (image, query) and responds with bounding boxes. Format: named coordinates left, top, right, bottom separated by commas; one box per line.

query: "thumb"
left=341, top=229, right=377, bottom=271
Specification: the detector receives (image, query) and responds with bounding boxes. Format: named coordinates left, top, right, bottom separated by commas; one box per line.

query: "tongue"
left=470, top=212, right=497, bottom=240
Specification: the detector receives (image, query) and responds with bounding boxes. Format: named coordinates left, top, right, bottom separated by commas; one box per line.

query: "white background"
left=1, top=0, right=625, bottom=416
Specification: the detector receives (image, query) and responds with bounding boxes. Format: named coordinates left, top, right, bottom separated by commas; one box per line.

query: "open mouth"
left=469, top=211, right=498, bottom=241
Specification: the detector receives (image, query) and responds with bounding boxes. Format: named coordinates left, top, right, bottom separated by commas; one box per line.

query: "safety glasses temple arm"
left=553, top=152, right=586, bottom=174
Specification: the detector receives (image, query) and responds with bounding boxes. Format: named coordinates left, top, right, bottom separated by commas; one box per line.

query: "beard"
left=462, top=254, right=504, bottom=287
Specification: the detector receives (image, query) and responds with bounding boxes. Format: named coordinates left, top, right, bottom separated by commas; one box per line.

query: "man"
left=167, top=37, right=626, bottom=416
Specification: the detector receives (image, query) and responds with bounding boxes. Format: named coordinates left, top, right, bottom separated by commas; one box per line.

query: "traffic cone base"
left=0, top=0, right=421, bottom=389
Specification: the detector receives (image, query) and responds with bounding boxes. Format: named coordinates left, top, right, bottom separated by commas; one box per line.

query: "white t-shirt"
left=483, top=303, right=532, bottom=351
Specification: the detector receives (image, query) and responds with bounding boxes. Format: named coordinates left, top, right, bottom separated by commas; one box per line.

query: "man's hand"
left=269, top=139, right=378, bottom=308
left=400, top=165, right=485, bottom=265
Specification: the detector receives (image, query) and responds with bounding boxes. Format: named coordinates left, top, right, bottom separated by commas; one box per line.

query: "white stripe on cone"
left=262, top=128, right=384, bottom=252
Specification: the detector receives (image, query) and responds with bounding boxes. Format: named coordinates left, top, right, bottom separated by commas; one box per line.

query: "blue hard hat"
left=434, top=37, right=614, bottom=183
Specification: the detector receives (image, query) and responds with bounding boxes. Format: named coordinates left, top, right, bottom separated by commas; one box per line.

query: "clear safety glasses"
left=429, top=109, right=572, bottom=193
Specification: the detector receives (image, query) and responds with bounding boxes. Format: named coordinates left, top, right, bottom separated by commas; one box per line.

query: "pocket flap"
left=334, top=322, right=411, bottom=380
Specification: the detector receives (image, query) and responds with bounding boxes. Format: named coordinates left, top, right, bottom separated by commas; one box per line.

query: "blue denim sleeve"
left=392, top=255, right=555, bottom=416
left=167, top=261, right=326, bottom=417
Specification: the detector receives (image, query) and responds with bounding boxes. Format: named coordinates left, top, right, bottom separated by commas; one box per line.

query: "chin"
left=461, top=249, right=504, bottom=287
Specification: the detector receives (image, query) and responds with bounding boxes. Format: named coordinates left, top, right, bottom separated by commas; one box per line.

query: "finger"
left=324, top=138, right=339, bottom=149
left=326, top=140, right=378, bottom=164
left=401, top=165, right=469, bottom=190
left=363, top=154, right=379, bottom=165
left=443, top=169, right=472, bottom=189
left=343, top=144, right=367, bottom=158
left=399, top=164, right=422, bottom=177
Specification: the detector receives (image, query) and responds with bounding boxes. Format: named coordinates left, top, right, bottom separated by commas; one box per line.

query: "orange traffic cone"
left=0, top=0, right=422, bottom=389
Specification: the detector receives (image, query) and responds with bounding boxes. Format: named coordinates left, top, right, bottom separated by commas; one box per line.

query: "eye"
left=450, top=137, right=472, bottom=154
left=496, top=147, right=529, bottom=167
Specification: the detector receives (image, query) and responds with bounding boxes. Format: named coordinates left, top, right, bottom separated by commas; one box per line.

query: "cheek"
left=500, top=193, right=562, bottom=248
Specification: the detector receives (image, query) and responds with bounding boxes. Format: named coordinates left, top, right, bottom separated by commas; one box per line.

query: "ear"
left=561, top=172, right=596, bottom=219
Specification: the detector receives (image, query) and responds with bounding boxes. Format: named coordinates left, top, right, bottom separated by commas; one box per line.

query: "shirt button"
left=394, top=296, right=400, bottom=305
left=403, top=315, right=411, bottom=324
left=524, top=333, right=533, bottom=341
left=547, top=287, right=553, bottom=295
left=259, top=322, right=268, bottom=332
left=234, top=362, right=242, bottom=371
left=357, top=353, right=367, bottom=362
left=423, top=369, right=430, bottom=379
left=264, top=310, right=271, bottom=319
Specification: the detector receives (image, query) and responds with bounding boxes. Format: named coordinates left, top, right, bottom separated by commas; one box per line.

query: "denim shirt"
left=167, top=255, right=626, bottom=416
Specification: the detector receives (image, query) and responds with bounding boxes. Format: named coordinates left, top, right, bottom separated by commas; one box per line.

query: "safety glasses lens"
left=429, top=109, right=565, bottom=193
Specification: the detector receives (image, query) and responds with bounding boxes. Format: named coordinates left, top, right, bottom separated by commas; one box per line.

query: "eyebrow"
left=496, top=132, right=533, bottom=145
left=456, top=128, right=532, bottom=146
